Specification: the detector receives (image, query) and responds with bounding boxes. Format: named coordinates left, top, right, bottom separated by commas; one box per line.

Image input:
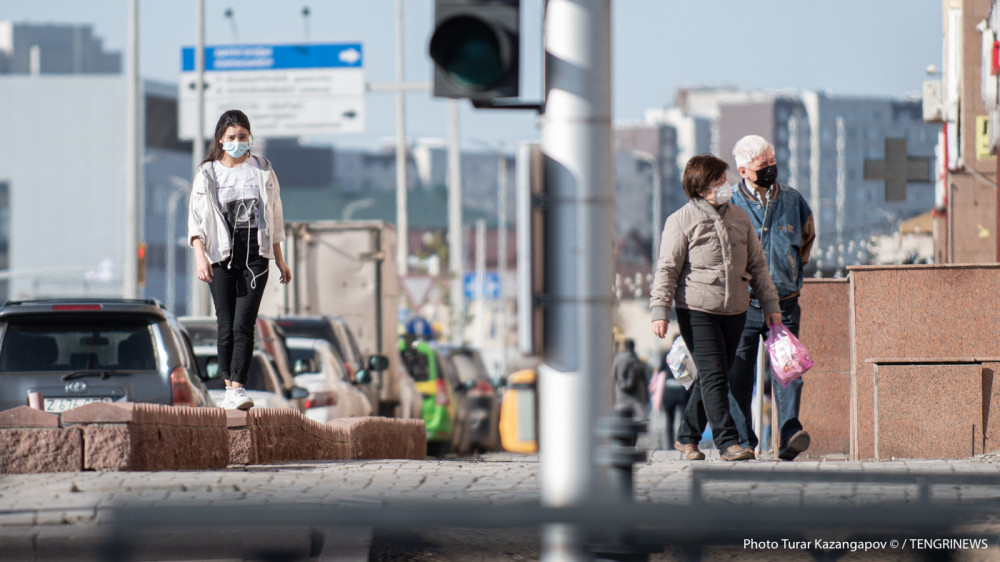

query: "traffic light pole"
left=539, top=1, right=613, bottom=560
left=124, top=0, right=140, bottom=299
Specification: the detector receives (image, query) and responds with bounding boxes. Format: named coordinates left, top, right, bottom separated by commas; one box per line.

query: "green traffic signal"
left=436, top=19, right=504, bottom=89
left=429, top=0, right=520, bottom=100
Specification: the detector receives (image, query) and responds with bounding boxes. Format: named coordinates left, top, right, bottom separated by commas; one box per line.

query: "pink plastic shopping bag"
left=764, top=324, right=814, bottom=388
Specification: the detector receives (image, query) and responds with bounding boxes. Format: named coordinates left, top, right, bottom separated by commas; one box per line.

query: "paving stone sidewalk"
left=2, top=450, right=1000, bottom=560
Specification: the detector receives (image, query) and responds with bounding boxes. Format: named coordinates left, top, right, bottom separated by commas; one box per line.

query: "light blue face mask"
left=222, top=141, right=251, bottom=158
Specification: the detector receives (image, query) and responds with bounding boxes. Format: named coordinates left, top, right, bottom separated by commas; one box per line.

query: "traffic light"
left=429, top=0, right=520, bottom=101
left=137, top=242, right=147, bottom=288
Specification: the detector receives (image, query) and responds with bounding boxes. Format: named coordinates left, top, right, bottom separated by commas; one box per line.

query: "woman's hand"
left=192, top=239, right=213, bottom=283
left=273, top=243, right=292, bottom=285
left=276, top=260, right=292, bottom=285
left=766, top=312, right=783, bottom=327
left=652, top=320, right=669, bottom=339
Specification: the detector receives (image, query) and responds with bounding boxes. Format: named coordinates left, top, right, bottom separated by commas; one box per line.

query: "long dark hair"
left=201, top=109, right=252, bottom=165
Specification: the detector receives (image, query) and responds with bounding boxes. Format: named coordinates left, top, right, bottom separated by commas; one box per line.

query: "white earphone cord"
left=226, top=200, right=267, bottom=290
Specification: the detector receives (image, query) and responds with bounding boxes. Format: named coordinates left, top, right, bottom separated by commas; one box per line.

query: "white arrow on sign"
left=339, top=48, right=361, bottom=65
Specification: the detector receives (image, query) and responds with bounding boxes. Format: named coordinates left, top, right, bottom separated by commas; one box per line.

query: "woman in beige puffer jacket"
left=650, top=154, right=781, bottom=462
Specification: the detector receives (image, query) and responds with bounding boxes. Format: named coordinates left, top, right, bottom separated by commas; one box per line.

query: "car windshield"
left=449, top=353, right=483, bottom=384
left=287, top=346, right=314, bottom=366
left=335, top=323, right=361, bottom=365
left=275, top=319, right=344, bottom=357
left=0, top=316, right=157, bottom=373
left=185, top=325, right=217, bottom=347
left=197, top=354, right=275, bottom=393
left=336, top=321, right=364, bottom=365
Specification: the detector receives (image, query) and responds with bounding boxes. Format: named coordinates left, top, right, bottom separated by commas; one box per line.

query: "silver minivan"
left=0, top=298, right=212, bottom=413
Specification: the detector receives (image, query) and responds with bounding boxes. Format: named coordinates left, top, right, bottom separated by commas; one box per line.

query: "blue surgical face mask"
left=222, top=141, right=251, bottom=158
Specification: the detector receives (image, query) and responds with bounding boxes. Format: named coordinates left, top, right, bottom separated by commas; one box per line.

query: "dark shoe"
left=779, top=430, right=811, bottom=461
left=674, top=441, right=705, bottom=461
left=720, top=444, right=754, bottom=462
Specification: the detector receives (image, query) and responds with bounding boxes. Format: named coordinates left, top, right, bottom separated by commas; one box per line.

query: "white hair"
left=732, top=135, right=775, bottom=169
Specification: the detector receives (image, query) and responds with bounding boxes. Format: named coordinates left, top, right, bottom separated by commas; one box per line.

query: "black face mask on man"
left=753, top=164, right=778, bottom=188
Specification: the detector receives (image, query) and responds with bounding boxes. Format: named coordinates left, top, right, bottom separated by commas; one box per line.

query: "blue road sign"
left=464, top=271, right=501, bottom=300
left=182, top=43, right=363, bottom=72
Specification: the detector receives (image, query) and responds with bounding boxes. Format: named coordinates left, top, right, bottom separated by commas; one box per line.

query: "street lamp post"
left=474, top=140, right=511, bottom=379
left=167, top=178, right=191, bottom=313
left=632, top=150, right=662, bottom=264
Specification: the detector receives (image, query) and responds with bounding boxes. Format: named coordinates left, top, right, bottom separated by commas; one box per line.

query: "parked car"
left=0, top=298, right=212, bottom=413
left=180, top=315, right=308, bottom=412
left=192, top=345, right=307, bottom=409
left=166, top=314, right=214, bottom=405
left=399, top=336, right=455, bottom=455
left=273, top=315, right=387, bottom=414
left=433, top=344, right=502, bottom=455
left=284, top=336, right=373, bottom=423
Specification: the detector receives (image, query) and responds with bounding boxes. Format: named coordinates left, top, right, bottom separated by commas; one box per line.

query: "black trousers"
left=661, top=386, right=691, bottom=445
left=208, top=228, right=268, bottom=385
left=674, top=308, right=746, bottom=451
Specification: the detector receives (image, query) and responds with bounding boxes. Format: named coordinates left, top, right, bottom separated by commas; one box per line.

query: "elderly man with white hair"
left=728, top=134, right=816, bottom=461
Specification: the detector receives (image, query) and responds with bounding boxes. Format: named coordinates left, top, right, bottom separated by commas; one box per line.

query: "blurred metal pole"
left=753, top=337, right=766, bottom=457
left=166, top=178, right=190, bottom=313
left=448, top=101, right=464, bottom=343
left=540, top=1, right=613, bottom=560
left=631, top=150, right=662, bottom=265
left=475, top=219, right=486, bottom=349
left=496, top=151, right=509, bottom=379
left=124, top=0, right=139, bottom=298
left=394, top=0, right=409, bottom=275
left=189, top=0, right=211, bottom=316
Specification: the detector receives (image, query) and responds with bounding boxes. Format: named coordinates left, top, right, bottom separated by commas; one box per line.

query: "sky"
left=1, top=0, right=943, bottom=151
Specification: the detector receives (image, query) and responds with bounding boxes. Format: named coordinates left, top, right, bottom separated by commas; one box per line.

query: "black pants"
left=208, top=228, right=268, bottom=385
left=674, top=308, right=746, bottom=451
left=729, top=298, right=804, bottom=450
left=661, top=386, right=691, bottom=445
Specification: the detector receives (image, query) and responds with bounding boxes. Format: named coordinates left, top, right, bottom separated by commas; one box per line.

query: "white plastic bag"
left=666, top=335, right=697, bottom=390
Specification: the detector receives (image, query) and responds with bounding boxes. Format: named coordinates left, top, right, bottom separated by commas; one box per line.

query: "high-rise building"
left=0, top=22, right=120, bottom=75
left=0, top=22, right=193, bottom=310
left=718, top=92, right=937, bottom=272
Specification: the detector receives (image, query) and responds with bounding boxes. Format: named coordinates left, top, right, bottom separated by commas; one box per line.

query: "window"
left=0, top=317, right=157, bottom=372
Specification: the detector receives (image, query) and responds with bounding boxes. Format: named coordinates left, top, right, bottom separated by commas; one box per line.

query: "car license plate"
left=44, top=397, right=119, bottom=413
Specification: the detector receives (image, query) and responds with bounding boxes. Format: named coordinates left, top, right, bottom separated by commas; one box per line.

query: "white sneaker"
left=231, top=387, right=254, bottom=410
left=217, top=388, right=234, bottom=409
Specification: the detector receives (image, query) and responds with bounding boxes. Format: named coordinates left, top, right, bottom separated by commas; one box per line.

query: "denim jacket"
left=730, top=181, right=815, bottom=302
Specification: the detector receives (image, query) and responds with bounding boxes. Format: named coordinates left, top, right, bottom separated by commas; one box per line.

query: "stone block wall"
left=849, top=264, right=1000, bottom=460
left=798, top=278, right=852, bottom=457
left=0, top=407, right=82, bottom=473
left=0, top=403, right=427, bottom=473
left=61, top=402, right=229, bottom=470
left=869, top=362, right=991, bottom=460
